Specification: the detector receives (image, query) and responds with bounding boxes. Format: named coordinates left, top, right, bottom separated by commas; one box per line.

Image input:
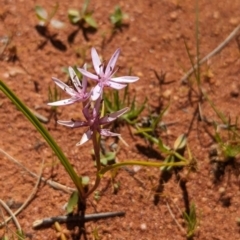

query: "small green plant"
left=137, top=131, right=192, bottom=171
left=183, top=202, right=198, bottom=238
left=135, top=101, right=170, bottom=140
left=110, top=5, right=128, bottom=28
left=205, top=93, right=240, bottom=160
left=68, top=0, right=97, bottom=28
left=35, top=4, right=64, bottom=29
left=104, top=86, right=147, bottom=125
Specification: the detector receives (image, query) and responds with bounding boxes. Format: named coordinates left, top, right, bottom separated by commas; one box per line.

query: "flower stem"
left=84, top=130, right=102, bottom=198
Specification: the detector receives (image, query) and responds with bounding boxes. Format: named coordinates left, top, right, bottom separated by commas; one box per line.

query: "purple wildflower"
left=77, top=48, right=139, bottom=101
left=58, top=97, right=129, bottom=146
left=48, top=65, right=91, bottom=106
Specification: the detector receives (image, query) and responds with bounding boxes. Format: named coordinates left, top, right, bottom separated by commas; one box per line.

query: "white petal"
left=68, top=67, right=82, bottom=92
left=105, top=48, right=120, bottom=76
left=77, top=130, right=92, bottom=146
left=111, top=76, right=139, bottom=83
left=77, top=68, right=99, bottom=81
left=47, top=98, right=76, bottom=106
left=58, top=120, right=87, bottom=128
left=81, top=63, right=88, bottom=90
left=52, top=77, right=76, bottom=96
left=108, top=81, right=127, bottom=90
left=91, top=48, right=102, bottom=75
left=100, top=107, right=129, bottom=124
left=91, top=84, right=102, bottom=101
left=99, top=128, right=120, bottom=137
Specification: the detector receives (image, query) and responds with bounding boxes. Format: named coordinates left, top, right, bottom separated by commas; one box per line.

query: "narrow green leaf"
left=82, top=0, right=90, bottom=14
left=66, top=191, right=78, bottom=214
left=68, top=9, right=81, bottom=24
left=173, top=134, right=187, bottom=150
left=35, top=5, right=48, bottom=21
left=84, top=14, right=97, bottom=28
left=0, top=80, right=84, bottom=198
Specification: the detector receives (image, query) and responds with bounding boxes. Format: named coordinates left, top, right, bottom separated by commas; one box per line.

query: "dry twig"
left=0, top=148, right=75, bottom=193
left=33, top=211, right=125, bottom=228
left=181, top=24, right=240, bottom=83
left=0, top=159, right=44, bottom=227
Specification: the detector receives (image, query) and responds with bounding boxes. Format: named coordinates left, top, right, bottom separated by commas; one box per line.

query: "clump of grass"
left=104, top=85, right=147, bottom=126
left=183, top=202, right=198, bottom=239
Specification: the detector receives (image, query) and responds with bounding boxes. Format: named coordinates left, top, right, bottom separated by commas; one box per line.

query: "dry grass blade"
left=0, top=148, right=75, bottom=193
left=0, top=159, right=44, bottom=227
left=181, top=23, right=240, bottom=83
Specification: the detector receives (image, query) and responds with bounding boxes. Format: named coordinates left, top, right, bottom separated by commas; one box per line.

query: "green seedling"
left=160, top=134, right=187, bottom=171
left=110, top=5, right=128, bottom=28
left=205, top=93, right=240, bottom=160
left=138, top=131, right=189, bottom=171
left=104, top=86, right=147, bottom=125
left=35, top=4, right=64, bottom=29
left=66, top=191, right=79, bottom=214
left=100, top=151, right=116, bottom=166
left=68, top=0, right=97, bottom=28
left=66, top=177, right=89, bottom=214
left=183, top=202, right=198, bottom=238
left=214, top=124, right=240, bottom=161
left=135, top=101, right=170, bottom=139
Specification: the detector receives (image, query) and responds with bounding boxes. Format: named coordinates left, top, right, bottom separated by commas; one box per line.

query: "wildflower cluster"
left=48, top=47, right=139, bottom=145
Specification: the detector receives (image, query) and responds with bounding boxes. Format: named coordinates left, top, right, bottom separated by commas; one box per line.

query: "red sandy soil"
left=1, top=0, right=240, bottom=239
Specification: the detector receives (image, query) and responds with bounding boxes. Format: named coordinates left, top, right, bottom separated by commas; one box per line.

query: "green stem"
left=99, top=160, right=188, bottom=176
left=0, top=80, right=85, bottom=200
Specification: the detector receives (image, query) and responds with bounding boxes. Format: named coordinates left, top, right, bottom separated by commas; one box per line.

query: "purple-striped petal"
left=105, top=48, right=120, bottom=77
left=77, top=129, right=92, bottom=146
left=57, top=120, right=88, bottom=128
left=108, top=81, right=127, bottom=90
left=47, top=98, right=77, bottom=106
left=91, top=84, right=102, bottom=101
left=99, top=128, right=120, bottom=137
left=100, top=107, right=129, bottom=124
left=91, top=48, right=102, bottom=75
left=77, top=67, right=99, bottom=81
left=111, top=76, right=139, bottom=83
left=69, top=67, right=82, bottom=92
left=52, top=77, right=76, bottom=96
left=81, top=63, right=88, bottom=90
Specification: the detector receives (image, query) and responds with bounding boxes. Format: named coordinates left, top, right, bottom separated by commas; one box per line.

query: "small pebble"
left=219, top=187, right=225, bottom=195
left=162, top=89, right=172, bottom=99
left=213, top=11, right=220, bottom=19
left=229, top=17, right=239, bottom=26
left=230, top=83, right=239, bottom=97
left=170, top=11, right=178, bottom=21
left=140, top=223, right=147, bottom=230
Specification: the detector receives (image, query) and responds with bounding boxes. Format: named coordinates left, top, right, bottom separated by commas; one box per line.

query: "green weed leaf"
left=68, top=9, right=81, bottom=24
left=66, top=191, right=78, bottom=214
left=35, top=5, right=48, bottom=21
left=84, top=13, right=98, bottom=28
